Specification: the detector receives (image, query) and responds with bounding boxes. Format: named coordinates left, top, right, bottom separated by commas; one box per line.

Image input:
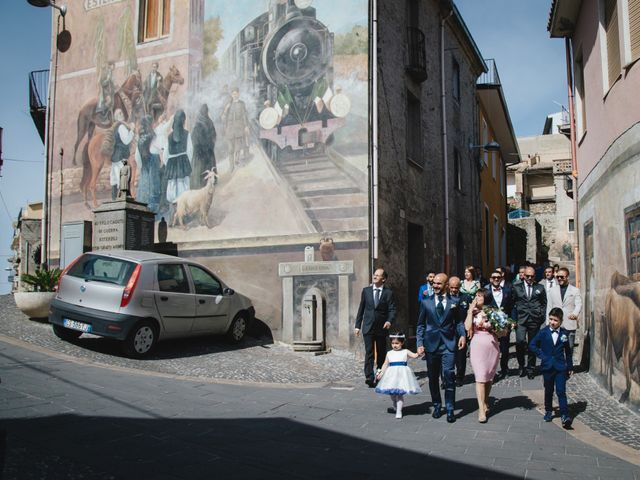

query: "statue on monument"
left=117, top=159, right=132, bottom=200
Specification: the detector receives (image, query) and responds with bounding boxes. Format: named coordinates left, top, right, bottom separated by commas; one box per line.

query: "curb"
left=522, top=388, right=640, bottom=467
left=0, top=333, right=345, bottom=390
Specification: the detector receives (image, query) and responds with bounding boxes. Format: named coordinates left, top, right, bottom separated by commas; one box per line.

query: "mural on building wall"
left=64, top=0, right=369, bottom=247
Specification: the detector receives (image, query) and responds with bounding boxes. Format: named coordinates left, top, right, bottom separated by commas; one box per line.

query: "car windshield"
left=67, top=254, right=138, bottom=287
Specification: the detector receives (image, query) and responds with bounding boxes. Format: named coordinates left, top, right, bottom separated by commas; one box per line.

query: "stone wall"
left=376, top=0, right=482, bottom=332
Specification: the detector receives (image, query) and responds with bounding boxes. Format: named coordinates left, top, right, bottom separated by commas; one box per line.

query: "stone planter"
left=13, top=292, right=56, bottom=319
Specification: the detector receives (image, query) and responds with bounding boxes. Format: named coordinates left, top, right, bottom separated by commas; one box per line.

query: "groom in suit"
left=355, top=268, right=397, bottom=387
left=416, top=273, right=466, bottom=423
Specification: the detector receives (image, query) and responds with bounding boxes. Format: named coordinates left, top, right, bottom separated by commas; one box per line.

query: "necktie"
left=374, top=288, right=381, bottom=307
left=527, top=285, right=532, bottom=299
left=436, top=295, right=444, bottom=317
left=549, top=280, right=554, bottom=288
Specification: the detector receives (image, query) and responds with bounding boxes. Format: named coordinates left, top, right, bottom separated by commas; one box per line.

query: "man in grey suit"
left=547, top=267, right=582, bottom=348
left=355, top=268, right=397, bottom=387
left=513, top=266, right=547, bottom=379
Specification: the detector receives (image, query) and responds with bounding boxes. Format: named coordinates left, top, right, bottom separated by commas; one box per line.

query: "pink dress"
left=469, top=312, right=500, bottom=382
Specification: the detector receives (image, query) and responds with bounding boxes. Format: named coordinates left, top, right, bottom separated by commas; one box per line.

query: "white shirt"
left=551, top=329, right=559, bottom=345
left=436, top=294, right=447, bottom=309
left=492, top=286, right=503, bottom=307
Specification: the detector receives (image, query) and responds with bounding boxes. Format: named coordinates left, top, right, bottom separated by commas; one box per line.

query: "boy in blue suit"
left=529, top=307, right=574, bottom=428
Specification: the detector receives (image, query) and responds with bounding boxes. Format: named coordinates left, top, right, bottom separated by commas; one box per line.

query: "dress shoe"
left=446, top=411, right=456, bottom=423
left=543, top=411, right=553, bottom=422
left=455, top=378, right=464, bottom=387
left=365, top=378, right=375, bottom=388
left=432, top=405, right=442, bottom=419
left=519, top=368, right=527, bottom=378
left=496, top=370, right=507, bottom=381
left=387, top=407, right=397, bottom=414
left=527, top=371, right=536, bottom=380
left=561, top=415, right=573, bottom=429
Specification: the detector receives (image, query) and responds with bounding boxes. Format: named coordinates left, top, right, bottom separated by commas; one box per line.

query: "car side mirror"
left=223, top=287, right=235, bottom=296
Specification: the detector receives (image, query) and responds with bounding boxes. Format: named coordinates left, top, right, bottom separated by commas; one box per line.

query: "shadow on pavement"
left=0, top=414, right=523, bottom=480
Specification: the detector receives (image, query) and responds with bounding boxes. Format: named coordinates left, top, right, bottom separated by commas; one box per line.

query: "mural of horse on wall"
left=146, top=65, right=185, bottom=122
left=603, top=271, right=640, bottom=402
left=72, top=72, right=144, bottom=166
left=79, top=129, right=137, bottom=208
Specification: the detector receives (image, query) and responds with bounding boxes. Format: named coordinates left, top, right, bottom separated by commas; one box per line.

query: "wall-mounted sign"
left=84, top=0, right=123, bottom=11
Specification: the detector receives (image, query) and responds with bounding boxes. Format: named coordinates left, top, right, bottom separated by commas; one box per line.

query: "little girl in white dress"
left=375, top=331, right=422, bottom=419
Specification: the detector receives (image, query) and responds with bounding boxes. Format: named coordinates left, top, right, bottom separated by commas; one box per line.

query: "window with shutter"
left=138, top=0, right=171, bottom=43
left=630, top=0, right=640, bottom=62
left=605, top=0, right=621, bottom=88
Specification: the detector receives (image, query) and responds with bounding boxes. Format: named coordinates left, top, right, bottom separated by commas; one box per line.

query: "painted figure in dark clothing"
left=97, top=61, right=116, bottom=119
left=190, top=104, right=217, bottom=189
left=222, top=86, right=249, bottom=170
left=161, top=109, right=192, bottom=216
left=136, top=115, right=162, bottom=212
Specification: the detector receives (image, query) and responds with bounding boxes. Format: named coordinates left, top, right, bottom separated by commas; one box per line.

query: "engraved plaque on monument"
left=92, top=198, right=155, bottom=251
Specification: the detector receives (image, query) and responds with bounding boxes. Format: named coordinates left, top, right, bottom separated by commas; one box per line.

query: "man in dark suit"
left=448, top=276, right=471, bottom=386
left=485, top=269, right=515, bottom=379
left=355, top=268, right=397, bottom=387
left=513, top=266, right=547, bottom=379
left=417, top=273, right=466, bottom=423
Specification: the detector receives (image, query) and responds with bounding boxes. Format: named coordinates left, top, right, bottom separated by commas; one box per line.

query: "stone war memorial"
left=92, top=199, right=155, bottom=252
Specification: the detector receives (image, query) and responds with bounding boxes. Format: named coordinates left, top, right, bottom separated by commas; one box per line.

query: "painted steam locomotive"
left=222, top=0, right=350, bottom=156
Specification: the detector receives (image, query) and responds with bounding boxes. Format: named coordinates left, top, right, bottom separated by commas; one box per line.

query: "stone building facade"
left=507, top=132, right=574, bottom=267
left=10, top=203, right=43, bottom=292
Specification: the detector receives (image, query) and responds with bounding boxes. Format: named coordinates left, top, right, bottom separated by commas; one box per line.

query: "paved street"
left=1, top=297, right=639, bottom=479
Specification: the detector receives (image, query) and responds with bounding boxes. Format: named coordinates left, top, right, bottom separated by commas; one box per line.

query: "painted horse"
left=72, top=72, right=143, bottom=166
left=145, top=65, right=185, bottom=122
left=80, top=129, right=138, bottom=208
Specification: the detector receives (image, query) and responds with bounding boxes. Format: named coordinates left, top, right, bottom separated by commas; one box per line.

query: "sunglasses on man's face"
left=524, top=274, right=534, bottom=278
left=490, top=276, right=501, bottom=280
left=555, top=275, right=566, bottom=279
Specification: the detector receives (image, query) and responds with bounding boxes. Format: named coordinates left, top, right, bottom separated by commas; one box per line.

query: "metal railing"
left=406, top=27, right=427, bottom=82
left=477, top=58, right=501, bottom=86
left=29, top=70, right=49, bottom=144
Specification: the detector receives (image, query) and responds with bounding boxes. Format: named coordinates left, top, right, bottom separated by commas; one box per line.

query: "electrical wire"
left=3, top=158, right=44, bottom=163
left=0, top=189, right=15, bottom=223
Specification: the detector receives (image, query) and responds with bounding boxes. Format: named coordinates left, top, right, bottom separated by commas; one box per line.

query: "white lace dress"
left=375, top=349, right=422, bottom=395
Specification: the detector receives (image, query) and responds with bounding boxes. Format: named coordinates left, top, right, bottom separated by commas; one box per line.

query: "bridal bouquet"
left=482, top=307, right=516, bottom=336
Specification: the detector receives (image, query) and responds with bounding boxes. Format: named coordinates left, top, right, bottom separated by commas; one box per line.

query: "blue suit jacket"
left=416, top=294, right=466, bottom=353
left=529, top=326, right=574, bottom=376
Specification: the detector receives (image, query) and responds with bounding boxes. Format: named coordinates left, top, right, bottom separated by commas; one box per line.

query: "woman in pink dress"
left=465, top=289, right=501, bottom=423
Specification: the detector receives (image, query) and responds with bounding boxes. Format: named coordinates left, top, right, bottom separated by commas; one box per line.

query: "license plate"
left=63, top=318, right=92, bottom=333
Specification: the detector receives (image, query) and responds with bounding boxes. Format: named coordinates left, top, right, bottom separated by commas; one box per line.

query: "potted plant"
left=13, top=267, right=61, bottom=319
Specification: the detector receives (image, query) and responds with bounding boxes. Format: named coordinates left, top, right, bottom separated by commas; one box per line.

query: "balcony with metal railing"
left=477, top=58, right=500, bottom=86
left=29, top=70, right=49, bottom=144
left=406, top=27, right=427, bottom=83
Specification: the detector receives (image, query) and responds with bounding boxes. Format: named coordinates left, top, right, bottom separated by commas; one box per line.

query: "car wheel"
left=226, top=313, right=248, bottom=343
left=122, top=320, right=157, bottom=358
left=52, top=324, right=82, bottom=342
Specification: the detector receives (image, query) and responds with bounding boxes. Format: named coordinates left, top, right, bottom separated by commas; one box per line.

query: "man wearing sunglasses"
left=485, top=270, right=515, bottom=379
left=513, top=266, right=547, bottom=379
left=547, top=267, right=582, bottom=349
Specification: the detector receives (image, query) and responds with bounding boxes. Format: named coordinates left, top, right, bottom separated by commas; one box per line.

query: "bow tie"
left=493, top=287, right=501, bottom=291
left=551, top=329, right=559, bottom=334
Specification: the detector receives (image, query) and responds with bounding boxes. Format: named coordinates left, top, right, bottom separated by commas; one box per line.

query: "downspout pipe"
left=565, top=37, right=580, bottom=287
left=441, top=7, right=453, bottom=274
left=370, top=0, right=379, bottom=269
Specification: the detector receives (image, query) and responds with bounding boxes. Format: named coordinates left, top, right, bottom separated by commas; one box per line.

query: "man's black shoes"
left=446, top=411, right=456, bottom=423
left=432, top=406, right=442, bottom=419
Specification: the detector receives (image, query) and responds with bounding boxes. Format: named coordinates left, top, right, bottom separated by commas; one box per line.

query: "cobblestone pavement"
left=567, top=371, right=640, bottom=450
left=0, top=295, right=361, bottom=384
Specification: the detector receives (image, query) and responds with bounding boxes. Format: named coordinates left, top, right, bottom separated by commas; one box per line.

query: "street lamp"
left=469, top=140, right=501, bottom=152
left=27, top=0, right=67, bottom=17
left=26, top=0, right=70, bottom=268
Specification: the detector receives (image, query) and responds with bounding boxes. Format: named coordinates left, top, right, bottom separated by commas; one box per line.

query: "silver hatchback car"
left=49, top=250, right=255, bottom=357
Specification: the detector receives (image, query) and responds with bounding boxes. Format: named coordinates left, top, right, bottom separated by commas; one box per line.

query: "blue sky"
left=0, top=1, right=567, bottom=294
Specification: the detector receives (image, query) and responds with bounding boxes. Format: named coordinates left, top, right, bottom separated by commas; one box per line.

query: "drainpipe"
left=441, top=7, right=453, bottom=274
left=370, top=0, right=379, bottom=268
left=565, top=37, right=580, bottom=287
